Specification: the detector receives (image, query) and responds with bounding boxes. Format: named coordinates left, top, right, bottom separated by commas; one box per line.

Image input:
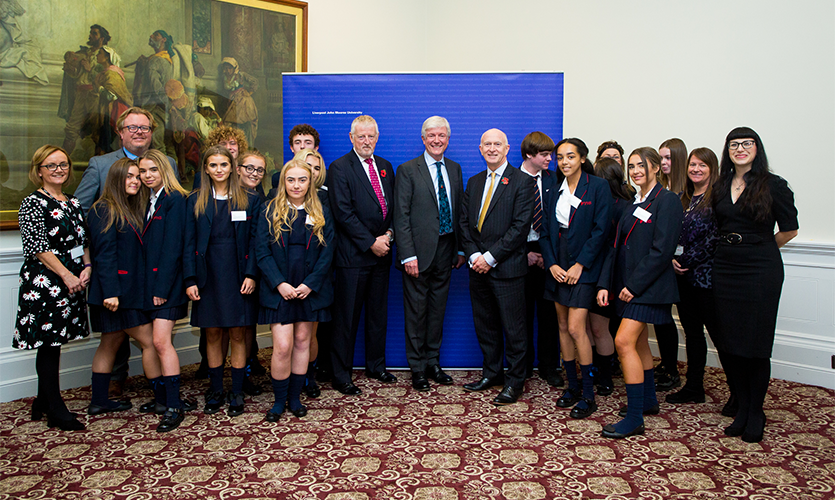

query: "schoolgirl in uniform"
left=597, top=147, right=684, bottom=438
left=138, top=149, right=194, bottom=432
left=257, top=159, right=333, bottom=421
left=184, top=145, right=261, bottom=416
left=540, top=138, right=612, bottom=420
left=87, top=158, right=163, bottom=415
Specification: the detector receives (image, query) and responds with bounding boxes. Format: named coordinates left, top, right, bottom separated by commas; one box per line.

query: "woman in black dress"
left=257, top=159, right=333, bottom=421
left=712, top=127, right=798, bottom=443
left=597, top=147, right=683, bottom=439
left=185, top=145, right=261, bottom=417
left=14, top=145, right=90, bottom=431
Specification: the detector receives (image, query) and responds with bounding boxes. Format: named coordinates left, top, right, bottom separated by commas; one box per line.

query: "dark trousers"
left=653, top=322, right=680, bottom=374
left=331, top=261, right=391, bottom=385
left=36, top=345, right=72, bottom=419
left=402, top=234, right=455, bottom=374
left=524, top=243, right=559, bottom=372
left=676, top=276, right=717, bottom=389
left=469, top=269, right=528, bottom=389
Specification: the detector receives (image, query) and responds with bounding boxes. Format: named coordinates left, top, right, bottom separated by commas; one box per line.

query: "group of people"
left=15, top=107, right=798, bottom=444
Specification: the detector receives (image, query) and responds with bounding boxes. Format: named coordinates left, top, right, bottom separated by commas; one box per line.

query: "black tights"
left=722, top=352, right=770, bottom=432
left=653, top=323, right=680, bottom=376
left=36, top=345, right=72, bottom=419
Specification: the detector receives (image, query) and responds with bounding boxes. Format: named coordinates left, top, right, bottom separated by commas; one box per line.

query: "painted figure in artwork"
left=92, top=46, right=133, bottom=154
left=220, top=57, right=259, bottom=147
left=0, top=0, right=48, bottom=85
left=132, top=30, right=174, bottom=151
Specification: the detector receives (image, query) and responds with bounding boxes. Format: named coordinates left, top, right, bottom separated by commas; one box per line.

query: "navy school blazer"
left=255, top=203, right=335, bottom=311
left=183, top=192, right=262, bottom=290
left=87, top=205, right=145, bottom=309
left=142, top=190, right=187, bottom=310
left=598, top=182, right=684, bottom=304
left=540, top=172, right=613, bottom=289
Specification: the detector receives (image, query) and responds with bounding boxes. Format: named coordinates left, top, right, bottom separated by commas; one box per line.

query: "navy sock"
left=644, top=368, right=659, bottom=408
left=270, top=377, right=289, bottom=414
left=597, top=354, right=613, bottom=386
left=563, top=360, right=578, bottom=391
left=612, top=383, right=644, bottom=434
left=231, top=367, right=246, bottom=395
left=306, top=360, right=317, bottom=386
left=91, top=372, right=112, bottom=407
left=150, top=376, right=166, bottom=406
left=208, top=365, right=224, bottom=394
left=288, top=373, right=306, bottom=412
left=579, top=364, right=595, bottom=404
left=163, top=375, right=182, bottom=409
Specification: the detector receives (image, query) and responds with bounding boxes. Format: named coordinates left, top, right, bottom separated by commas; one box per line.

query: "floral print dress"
left=13, top=191, right=90, bottom=349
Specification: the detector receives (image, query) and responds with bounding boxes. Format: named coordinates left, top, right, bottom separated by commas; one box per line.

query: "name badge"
left=305, top=213, right=314, bottom=226
left=633, top=206, right=651, bottom=222
left=231, top=211, right=247, bottom=222
left=675, top=245, right=684, bottom=256
left=70, top=245, right=84, bottom=259
left=569, top=195, right=582, bottom=208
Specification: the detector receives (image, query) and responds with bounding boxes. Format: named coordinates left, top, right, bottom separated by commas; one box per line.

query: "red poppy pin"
left=380, top=169, right=387, bottom=178
left=501, top=177, right=509, bottom=185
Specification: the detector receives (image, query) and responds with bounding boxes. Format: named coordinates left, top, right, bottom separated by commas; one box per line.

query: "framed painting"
left=0, top=0, right=307, bottom=230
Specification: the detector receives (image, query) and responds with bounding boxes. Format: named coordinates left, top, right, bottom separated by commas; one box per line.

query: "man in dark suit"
left=328, top=115, right=396, bottom=395
left=394, top=116, right=466, bottom=392
left=519, top=132, right=563, bottom=388
left=460, top=128, right=535, bottom=405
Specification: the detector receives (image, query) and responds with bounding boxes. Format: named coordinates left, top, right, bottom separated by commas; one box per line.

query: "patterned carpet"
left=0, top=357, right=833, bottom=500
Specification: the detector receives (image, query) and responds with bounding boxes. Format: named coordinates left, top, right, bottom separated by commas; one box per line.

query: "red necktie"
left=365, top=158, right=387, bottom=218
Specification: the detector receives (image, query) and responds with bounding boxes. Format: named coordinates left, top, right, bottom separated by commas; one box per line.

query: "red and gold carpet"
left=0, top=360, right=833, bottom=499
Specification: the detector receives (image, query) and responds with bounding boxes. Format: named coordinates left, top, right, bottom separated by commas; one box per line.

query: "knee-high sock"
left=643, top=368, right=658, bottom=409
left=231, top=367, right=245, bottom=395
left=270, top=377, right=289, bottom=414
left=150, top=376, right=166, bottom=406
left=163, top=375, right=182, bottom=409
left=611, top=383, right=644, bottom=434
left=208, top=366, right=224, bottom=394
left=563, top=359, right=578, bottom=391
left=288, top=373, right=306, bottom=412
left=91, top=372, right=113, bottom=408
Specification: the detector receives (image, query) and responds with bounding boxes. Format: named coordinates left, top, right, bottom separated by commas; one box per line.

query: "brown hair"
left=90, top=157, right=147, bottom=232
left=520, top=131, right=555, bottom=159
left=681, top=147, right=719, bottom=211
left=659, top=138, right=688, bottom=194
left=627, top=147, right=662, bottom=191
left=193, top=145, right=249, bottom=217
left=596, top=140, right=624, bottom=163
left=116, top=107, right=156, bottom=131
left=29, top=145, right=73, bottom=188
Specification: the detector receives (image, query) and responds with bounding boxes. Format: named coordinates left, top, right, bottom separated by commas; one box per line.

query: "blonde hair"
left=29, top=145, right=74, bottom=188
left=293, top=148, right=327, bottom=190
left=139, top=149, right=188, bottom=196
left=90, top=157, right=147, bottom=232
left=266, top=159, right=326, bottom=246
left=193, top=145, right=249, bottom=217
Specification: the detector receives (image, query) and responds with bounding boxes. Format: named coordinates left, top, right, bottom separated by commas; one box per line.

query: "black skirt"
left=90, top=306, right=150, bottom=333
left=545, top=282, right=596, bottom=309
left=148, top=304, right=188, bottom=321
left=617, top=301, right=673, bottom=325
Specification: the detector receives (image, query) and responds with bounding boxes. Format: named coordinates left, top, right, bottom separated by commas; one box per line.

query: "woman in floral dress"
left=14, top=145, right=91, bottom=431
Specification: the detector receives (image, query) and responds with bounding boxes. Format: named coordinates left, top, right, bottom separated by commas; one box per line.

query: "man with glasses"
left=328, top=115, right=396, bottom=395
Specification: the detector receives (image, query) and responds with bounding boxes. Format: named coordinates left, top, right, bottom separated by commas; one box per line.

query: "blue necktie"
left=436, top=161, right=452, bottom=235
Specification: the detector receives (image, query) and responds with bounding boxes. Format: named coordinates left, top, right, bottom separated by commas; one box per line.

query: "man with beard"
left=133, top=30, right=174, bottom=151
left=60, top=24, right=110, bottom=154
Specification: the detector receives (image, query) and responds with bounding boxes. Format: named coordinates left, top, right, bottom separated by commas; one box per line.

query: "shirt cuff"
left=483, top=252, right=497, bottom=268
left=468, top=252, right=483, bottom=267
left=457, top=251, right=465, bottom=256
left=401, top=256, right=417, bottom=265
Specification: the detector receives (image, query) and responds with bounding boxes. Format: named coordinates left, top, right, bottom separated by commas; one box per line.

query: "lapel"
left=471, top=170, right=486, bottom=220
left=416, top=155, right=440, bottom=211
left=568, top=172, right=590, bottom=222
left=142, top=190, right=168, bottom=235
left=352, top=153, right=382, bottom=210
left=484, top=164, right=513, bottom=221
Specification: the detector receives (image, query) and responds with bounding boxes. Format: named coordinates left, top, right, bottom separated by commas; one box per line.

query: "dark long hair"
left=91, top=158, right=146, bottom=232
left=594, top=157, right=634, bottom=201
left=555, top=138, right=595, bottom=183
left=712, top=127, right=772, bottom=222
left=659, top=138, right=687, bottom=194
left=681, top=148, right=718, bottom=211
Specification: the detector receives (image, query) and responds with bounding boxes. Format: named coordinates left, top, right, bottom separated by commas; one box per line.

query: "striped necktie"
left=532, top=179, right=542, bottom=233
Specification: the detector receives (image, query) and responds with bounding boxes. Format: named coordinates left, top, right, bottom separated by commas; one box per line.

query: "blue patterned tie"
left=436, top=161, right=453, bottom=235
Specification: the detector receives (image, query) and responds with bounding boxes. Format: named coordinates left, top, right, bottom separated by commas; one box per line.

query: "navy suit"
left=87, top=206, right=145, bottom=309
left=459, top=164, right=535, bottom=389
left=328, top=150, right=395, bottom=384
left=142, top=190, right=188, bottom=311
left=256, top=204, right=335, bottom=312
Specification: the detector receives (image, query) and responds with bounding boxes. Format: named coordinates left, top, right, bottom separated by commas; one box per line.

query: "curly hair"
left=206, top=125, right=248, bottom=156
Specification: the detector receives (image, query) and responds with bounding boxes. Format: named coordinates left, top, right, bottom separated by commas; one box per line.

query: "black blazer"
left=255, top=204, right=335, bottom=311
left=141, top=190, right=187, bottom=310
left=183, top=192, right=262, bottom=289
left=393, top=154, right=463, bottom=272
left=459, top=165, right=535, bottom=279
left=87, top=205, right=145, bottom=308
left=540, top=172, right=612, bottom=288
left=599, top=183, right=684, bottom=304
left=328, top=151, right=395, bottom=268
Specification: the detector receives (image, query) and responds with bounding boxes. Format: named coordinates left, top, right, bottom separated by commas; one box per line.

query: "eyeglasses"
left=242, top=164, right=265, bottom=176
left=123, top=125, right=152, bottom=134
left=40, top=162, right=70, bottom=172
left=728, top=140, right=755, bottom=150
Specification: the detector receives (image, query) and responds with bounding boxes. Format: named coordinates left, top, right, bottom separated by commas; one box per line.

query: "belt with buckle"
left=719, top=232, right=772, bottom=245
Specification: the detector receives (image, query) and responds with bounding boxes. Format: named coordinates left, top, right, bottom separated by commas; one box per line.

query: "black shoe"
left=139, top=400, right=166, bottom=414
left=366, top=370, right=396, bottom=383
left=156, top=408, right=184, bottom=433
left=741, top=411, right=766, bottom=443
left=203, top=390, right=225, bottom=414
left=31, top=397, right=46, bottom=421
left=665, top=387, right=705, bottom=404
left=180, top=398, right=197, bottom=412
left=463, top=377, right=504, bottom=392
left=47, top=415, right=85, bottom=431
left=242, top=377, right=263, bottom=396
left=570, top=399, right=598, bottom=419
left=265, top=410, right=281, bottom=422
left=618, top=403, right=660, bottom=417
left=412, top=373, right=431, bottom=392
left=87, top=399, right=132, bottom=416
left=333, top=381, right=361, bottom=395
left=595, top=383, right=614, bottom=396
left=426, top=365, right=453, bottom=385
left=556, top=388, right=581, bottom=408
left=601, top=422, right=645, bottom=439
left=304, top=379, right=321, bottom=398
left=492, top=385, right=520, bottom=405
left=541, top=369, right=565, bottom=388
left=655, top=372, right=681, bottom=391
left=290, top=405, right=308, bottom=418
left=227, top=392, right=245, bottom=417
left=721, top=395, right=738, bottom=417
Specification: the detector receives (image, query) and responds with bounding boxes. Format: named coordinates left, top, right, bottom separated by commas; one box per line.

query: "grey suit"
left=74, top=148, right=177, bottom=212
left=394, top=153, right=463, bottom=373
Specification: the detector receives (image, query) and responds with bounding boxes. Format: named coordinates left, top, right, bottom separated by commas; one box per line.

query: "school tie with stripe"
left=532, top=179, right=542, bottom=233
left=365, top=158, right=387, bottom=218
left=436, top=161, right=453, bottom=235
left=477, top=172, right=495, bottom=232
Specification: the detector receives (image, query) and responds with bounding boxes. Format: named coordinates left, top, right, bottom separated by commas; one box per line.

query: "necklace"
left=732, top=179, right=746, bottom=193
